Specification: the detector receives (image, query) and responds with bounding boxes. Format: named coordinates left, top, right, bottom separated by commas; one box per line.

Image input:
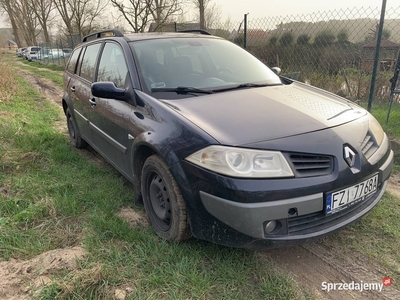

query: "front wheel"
left=66, top=108, right=87, bottom=149
left=141, top=155, right=191, bottom=242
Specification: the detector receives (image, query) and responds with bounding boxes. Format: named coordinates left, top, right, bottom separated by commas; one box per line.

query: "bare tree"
left=54, top=0, right=108, bottom=39
left=192, top=0, right=221, bottom=29
left=203, top=0, right=220, bottom=29
left=16, top=0, right=41, bottom=45
left=192, top=0, right=208, bottom=29
left=27, top=0, right=55, bottom=43
left=111, top=0, right=184, bottom=33
left=0, top=0, right=23, bottom=46
left=3, top=0, right=41, bottom=45
left=146, top=0, right=183, bottom=30
left=53, top=0, right=74, bottom=37
left=111, top=0, right=151, bottom=33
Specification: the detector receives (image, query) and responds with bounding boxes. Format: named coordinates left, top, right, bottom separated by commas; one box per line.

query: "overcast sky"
left=0, top=0, right=397, bottom=28
left=215, top=0, right=396, bottom=22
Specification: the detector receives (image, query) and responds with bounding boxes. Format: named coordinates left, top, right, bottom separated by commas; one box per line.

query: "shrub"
left=297, top=34, right=310, bottom=45
left=314, top=30, right=336, bottom=47
left=279, top=32, right=294, bottom=46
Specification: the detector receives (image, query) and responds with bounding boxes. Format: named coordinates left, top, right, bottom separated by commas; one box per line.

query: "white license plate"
left=326, top=174, right=379, bottom=214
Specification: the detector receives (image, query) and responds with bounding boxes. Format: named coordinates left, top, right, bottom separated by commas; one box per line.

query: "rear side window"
left=79, top=43, right=101, bottom=82
left=66, top=48, right=82, bottom=74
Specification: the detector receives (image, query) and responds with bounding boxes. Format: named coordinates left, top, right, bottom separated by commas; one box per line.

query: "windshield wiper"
left=151, top=86, right=214, bottom=94
left=212, top=82, right=281, bottom=93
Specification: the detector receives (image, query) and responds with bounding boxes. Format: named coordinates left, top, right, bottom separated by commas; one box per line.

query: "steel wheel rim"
left=147, top=171, right=171, bottom=231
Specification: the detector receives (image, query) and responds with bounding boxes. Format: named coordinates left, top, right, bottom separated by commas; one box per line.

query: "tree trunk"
left=199, top=0, right=205, bottom=29
left=9, top=13, right=23, bottom=46
left=2, top=0, right=23, bottom=46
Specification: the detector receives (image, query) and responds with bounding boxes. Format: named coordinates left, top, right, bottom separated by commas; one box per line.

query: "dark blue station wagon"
left=62, top=29, right=393, bottom=248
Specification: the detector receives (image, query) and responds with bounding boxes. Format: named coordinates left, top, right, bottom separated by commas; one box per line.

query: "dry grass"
left=0, top=62, right=18, bottom=103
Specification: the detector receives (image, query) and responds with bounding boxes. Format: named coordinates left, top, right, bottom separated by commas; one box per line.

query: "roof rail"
left=177, top=29, right=212, bottom=36
left=82, top=29, right=124, bottom=43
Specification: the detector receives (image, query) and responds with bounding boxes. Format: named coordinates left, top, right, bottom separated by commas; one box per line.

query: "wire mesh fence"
left=34, top=40, right=74, bottom=67
left=16, top=5, right=400, bottom=117
left=195, top=6, right=400, bottom=105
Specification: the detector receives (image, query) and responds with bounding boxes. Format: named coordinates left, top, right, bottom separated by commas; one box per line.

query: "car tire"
left=141, top=155, right=191, bottom=242
left=66, top=108, right=87, bottom=149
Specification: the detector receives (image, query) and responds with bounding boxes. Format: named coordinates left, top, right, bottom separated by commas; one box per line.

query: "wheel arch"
left=131, top=140, right=196, bottom=234
left=62, top=99, right=68, bottom=115
left=132, top=143, right=157, bottom=206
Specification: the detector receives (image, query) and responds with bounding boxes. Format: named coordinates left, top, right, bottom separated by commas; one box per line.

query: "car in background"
left=16, top=47, right=26, bottom=57
left=25, top=46, right=41, bottom=61
left=48, top=48, right=66, bottom=59
left=37, top=48, right=50, bottom=60
left=22, top=48, right=29, bottom=59
left=62, top=29, right=393, bottom=248
left=37, top=48, right=66, bottom=63
left=62, top=48, right=73, bottom=57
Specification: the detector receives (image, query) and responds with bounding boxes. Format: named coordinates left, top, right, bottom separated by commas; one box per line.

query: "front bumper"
left=178, top=147, right=393, bottom=248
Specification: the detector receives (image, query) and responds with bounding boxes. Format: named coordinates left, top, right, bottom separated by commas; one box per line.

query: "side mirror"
left=91, top=82, right=126, bottom=101
left=271, top=67, right=281, bottom=75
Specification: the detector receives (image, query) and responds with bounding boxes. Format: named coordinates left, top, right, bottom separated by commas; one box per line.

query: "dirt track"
left=5, top=63, right=399, bottom=300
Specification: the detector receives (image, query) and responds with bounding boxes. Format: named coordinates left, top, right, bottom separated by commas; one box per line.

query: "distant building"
left=231, top=28, right=270, bottom=46
left=7, top=39, right=18, bottom=49
left=361, top=39, right=400, bottom=71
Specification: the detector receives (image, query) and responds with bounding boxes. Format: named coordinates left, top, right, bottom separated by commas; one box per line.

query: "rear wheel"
left=66, top=108, right=87, bottom=149
left=141, top=155, right=191, bottom=242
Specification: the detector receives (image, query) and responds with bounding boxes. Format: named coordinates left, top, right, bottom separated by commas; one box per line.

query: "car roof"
left=124, top=32, right=221, bottom=42
left=79, top=29, right=221, bottom=45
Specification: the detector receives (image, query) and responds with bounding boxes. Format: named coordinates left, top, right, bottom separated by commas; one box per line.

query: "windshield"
left=130, top=38, right=281, bottom=97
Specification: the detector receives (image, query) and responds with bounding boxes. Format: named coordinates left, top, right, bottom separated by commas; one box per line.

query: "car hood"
left=161, top=82, right=367, bottom=146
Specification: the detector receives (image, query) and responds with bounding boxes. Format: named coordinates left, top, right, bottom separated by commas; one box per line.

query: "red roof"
left=363, top=39, right=400, bottom=48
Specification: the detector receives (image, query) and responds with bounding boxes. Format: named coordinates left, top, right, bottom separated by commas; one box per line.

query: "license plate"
left=326, top=174, right=379, bottom=214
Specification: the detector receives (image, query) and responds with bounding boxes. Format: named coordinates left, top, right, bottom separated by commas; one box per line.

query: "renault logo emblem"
left=344, top=146, right=356, bottom=167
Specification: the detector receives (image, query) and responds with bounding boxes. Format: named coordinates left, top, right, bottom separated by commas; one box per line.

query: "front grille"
left=361, top=132, right=378, bottom=159
left=287, top=153, right=333, bottom=178
left=287, top=188, right=380, bottom=235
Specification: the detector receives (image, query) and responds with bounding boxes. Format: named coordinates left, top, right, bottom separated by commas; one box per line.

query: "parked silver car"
left=62, top=48, right=73, bottom=57
left=26, top=46, right=41, bottom=61
left=38, top=48, right=65, bottom=63
left=16, top=47, right=27, bottom=57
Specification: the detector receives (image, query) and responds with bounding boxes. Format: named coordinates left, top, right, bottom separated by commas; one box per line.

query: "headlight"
left=185, top=145, right=294, bottom=178
left=369, top=115, right=384, bottom=146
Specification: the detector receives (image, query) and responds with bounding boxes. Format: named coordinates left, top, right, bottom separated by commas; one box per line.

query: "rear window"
left=66, top=48, right=82, bottom=74
left=79, top=43, right=101, bottom=81
left=31, top=48, right=40, bottom=52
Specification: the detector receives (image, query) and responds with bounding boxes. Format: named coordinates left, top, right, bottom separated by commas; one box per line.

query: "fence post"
left=243, top=13, right=248, bottom=49
left=367, top=0, right=387, bottom=112
left=386, top=52, right=400, bottom=123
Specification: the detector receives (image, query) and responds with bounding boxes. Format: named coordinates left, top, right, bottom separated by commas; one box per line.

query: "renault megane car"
left=62, top=29, right=393, bottom=248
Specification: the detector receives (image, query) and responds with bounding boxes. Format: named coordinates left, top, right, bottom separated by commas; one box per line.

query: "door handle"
left=70, top=86, right=76, bottom=92
left=89, top=98, right=96, bottom=106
